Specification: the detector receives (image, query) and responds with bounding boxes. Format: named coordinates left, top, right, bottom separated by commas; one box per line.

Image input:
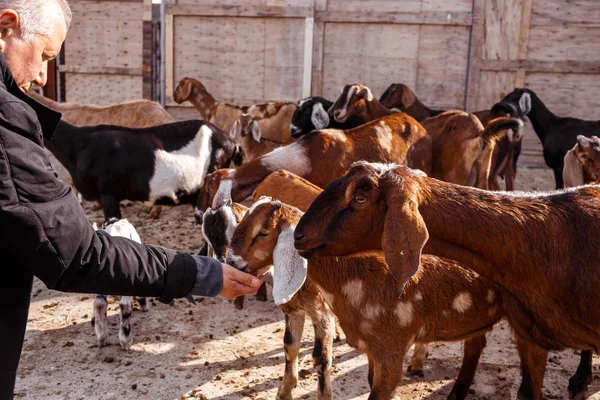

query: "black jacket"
left=0, top=54, right=212, bottom=398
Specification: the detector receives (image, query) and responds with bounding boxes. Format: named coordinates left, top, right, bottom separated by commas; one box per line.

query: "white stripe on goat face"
left=149, top=124, right=213, bottom=202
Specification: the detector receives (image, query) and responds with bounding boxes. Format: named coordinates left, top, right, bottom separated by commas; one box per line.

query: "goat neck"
left=524, top=92, right=557, bottom=143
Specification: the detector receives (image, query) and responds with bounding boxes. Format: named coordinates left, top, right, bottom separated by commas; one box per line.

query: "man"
left=0, top=1, right=264, bottom=398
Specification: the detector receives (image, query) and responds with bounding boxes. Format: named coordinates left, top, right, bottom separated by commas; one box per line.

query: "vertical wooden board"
left=525, top=73, right=600, bottom=119
left=475, top=70, right=515, bottom=111
left=172, top=16, right=266, bottom=103
left=264, top=66, right=304, bottom=100
left=67, top=2, right=143, bottom=68
left=311, top=20, right=325, bottom=96
left=265, top=18, right=305, bottom=67
left=422, top=0, right=472, bottom=12
left=531, top=0, right=600, bottom=25
left=528, top=26, right=600, bottom=62
left=416, top=25, right=470, bottom=109
left=322, top=22, right=420, bottom=100
left=65, top=74, right=142, bottom=105
left=483, top=0, right=523, bottom=61
left=326, top=0, right=422, bottom=13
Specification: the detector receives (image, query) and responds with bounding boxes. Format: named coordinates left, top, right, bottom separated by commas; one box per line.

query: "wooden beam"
left=302, top=16, right=314, bottom=98
left=165, top=14, right=174, bottom=103
left=480, top=60, right=600, bottom=74
left=464, top=0, right=485, bottom=111
left=315, top=10, right=473, bottom=26
left=168, top=5, right=313, bottom=18
left=58, top=65, right=142, bottom=75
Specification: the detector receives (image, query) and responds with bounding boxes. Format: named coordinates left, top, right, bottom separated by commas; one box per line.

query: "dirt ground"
left=13, top=165, right=600, bottom=400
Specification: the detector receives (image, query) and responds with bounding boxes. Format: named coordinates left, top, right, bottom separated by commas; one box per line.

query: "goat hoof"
left=255, top=293, right=268, bottom=302
left=149, top=205, right=162, bottom=219
left=568, top=373, right=591, bottom=399
left=233, top=297, right=244, bottom=310
left=406, top=365, right=424, bottom=377
left=447, top=383, right=470, bottom=400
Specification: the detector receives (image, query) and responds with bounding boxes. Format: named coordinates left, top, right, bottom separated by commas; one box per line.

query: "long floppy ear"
left=229, top=120, right=240, bottom=139
left=400, top=86, right=416, bottom=107
left=178, top=80, right=192, bottom=100
left=311, top=102, right=330, bottom=130
left=563, top=144, right=585, bottom=188
left=251, top=120, right=262, bottom=142
left=519, top=92, right=532, bottom=115
left=357, top=86, right=374, bottom=102
left=212, top=179, right=232, bottom=208
left=272, top=224, right=308, bottom=306
left=381, top=192, right=429, bottom=297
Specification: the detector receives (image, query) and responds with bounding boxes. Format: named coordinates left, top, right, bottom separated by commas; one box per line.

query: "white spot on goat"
left=452, top=292, right=473, bottom=313
left=342, top=279, right=364, bottom=308
left=364, top=303, right=384, bottom=320
left=487, top=290, right=495, bottom=304
left=414, top=291, right=423, bottom=301
left=375, top=121, right=393, bottom=153
left=395, top=301, right=414, bottom=327
left=356, top=339, right=367, bottom=351
left=261, top=142, right=312, bottom=177
left=322, top=129, right=348, bottom=143
left=149, top=124, right=213, bottom=201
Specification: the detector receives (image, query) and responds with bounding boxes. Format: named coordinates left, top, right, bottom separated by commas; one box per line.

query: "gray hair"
left=0, top=0, right=72, bottom=38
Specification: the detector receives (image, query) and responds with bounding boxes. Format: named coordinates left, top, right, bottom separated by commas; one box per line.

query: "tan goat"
left=195, top=113, right=432, bottom=218
left=230, top=114, right=289, bottom=162
left=563, top=135, right=600, bottom=187
left=230, top=199, right=507, bottom=400
left=173, top=77, right=296, bottom=143
left=295, top=161, right=600, bottom=400
left=28, top=90, right=174, bottom=128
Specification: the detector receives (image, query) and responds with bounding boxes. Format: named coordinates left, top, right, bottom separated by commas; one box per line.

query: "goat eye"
left=257, top=231, right=269, bottom=237
left=354, top=195, right=367, bottom=204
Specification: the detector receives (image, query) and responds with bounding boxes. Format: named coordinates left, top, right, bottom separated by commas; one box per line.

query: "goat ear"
left=179, top=80, right=192, bottom=100
left=382, top=192, right=429, bottom=297
left=519, top=92, right=532, bottom=115
left=272, top=225, right=308, bottom=306
left=357, top=86, right=374, bottom=102
left=311, top=102, right=330, bottom=130
left=563, top=144, right=585, bottom=187
left=229, top=120, right=240, bottom=139
left=400, top=87, right=416, bottom=107
left=251, top=121, right=262, bottom=142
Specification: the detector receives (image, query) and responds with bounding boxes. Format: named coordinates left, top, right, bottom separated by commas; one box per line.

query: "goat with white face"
left=290, top=96, right=365, bottom=138
left=91, top=218, right=148, bottom=349
left=230, top=113, right=289, bottom=162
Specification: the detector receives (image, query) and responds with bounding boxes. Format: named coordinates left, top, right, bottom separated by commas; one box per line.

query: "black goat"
left=289, top=96, right=364, bottom=138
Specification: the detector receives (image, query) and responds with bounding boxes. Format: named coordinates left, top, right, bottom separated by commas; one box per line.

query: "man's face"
left=1, top=10, right=67, bottom=91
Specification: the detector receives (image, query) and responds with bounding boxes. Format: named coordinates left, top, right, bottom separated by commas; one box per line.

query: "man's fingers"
left=229, top=268, right=264, bottom=288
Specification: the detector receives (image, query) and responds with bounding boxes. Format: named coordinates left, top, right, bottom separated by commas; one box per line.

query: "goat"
left=563, top=135, right=600, bottom=187
left=194, top=113, right=432, bottom=220
left=28, top=90, right=174, bottom=128
left=173, top=77, right=296, bottom=143
left=379, top=83, right=524, bottom=191
left=289, top=96, right=364, bottom=138
left=46, top=119, right=243, bottom=221
left=230, top=199, right=506, bottom=400
left=91, top=218, right=148, bottom=349
left=230, top=114, right=289, bottom=162
left=498, top=88, right=600, bottom=189
left=329, top=83, right=396, bottom=124
left=295, top=161, right=600, bottom=400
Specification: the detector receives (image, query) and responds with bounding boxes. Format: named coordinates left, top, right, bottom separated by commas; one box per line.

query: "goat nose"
left=293, top=230, right=305, bottom=242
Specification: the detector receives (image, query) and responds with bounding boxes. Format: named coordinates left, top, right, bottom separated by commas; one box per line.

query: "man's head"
left=0, top=0, right=71, bottom=91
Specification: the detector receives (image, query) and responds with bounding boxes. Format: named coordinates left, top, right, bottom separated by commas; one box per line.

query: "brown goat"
left=295, top=161, right=600, bottom=400
left=329, top=83, right=396, bottom=123
left=379, top=83, right=523, bottom=191
left=253, top=170, right=322, bottom=211
left=563, top=135, right=600, bottom=187
left=28, top=90, right=175, bottom=128
left=230, top=114, right=289, bottom=162
left=230, top=199, right=506, bottom=400
left=195, top=113, right=432, bottom=218
left=173, top=77, right=296, bottom=143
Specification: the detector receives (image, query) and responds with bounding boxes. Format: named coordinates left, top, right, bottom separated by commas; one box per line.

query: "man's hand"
left=219, top=263, right=265, bottom=299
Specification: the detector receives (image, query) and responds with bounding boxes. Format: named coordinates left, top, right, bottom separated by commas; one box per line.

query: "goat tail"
left=481, top=117, right=524, bottom=145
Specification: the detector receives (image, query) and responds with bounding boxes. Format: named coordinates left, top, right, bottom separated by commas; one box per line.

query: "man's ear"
left=0, top=10, right=19, bottom=48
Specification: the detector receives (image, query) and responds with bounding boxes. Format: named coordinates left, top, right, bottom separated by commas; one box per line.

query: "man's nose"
left=34, top=60, right=49, bottom=87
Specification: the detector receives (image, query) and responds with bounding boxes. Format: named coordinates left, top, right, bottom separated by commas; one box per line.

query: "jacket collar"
left=0, top=51, right=62, bottom=141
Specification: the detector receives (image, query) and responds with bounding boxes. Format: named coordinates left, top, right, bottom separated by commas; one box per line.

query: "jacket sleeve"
left=0, top=101, right=202, bottom=303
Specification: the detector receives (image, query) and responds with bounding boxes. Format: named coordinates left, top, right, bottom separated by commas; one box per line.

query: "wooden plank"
left=168, top=4, right=312, bottom=17
left=59, top=65, right=141, bottom=75
left=482, top=0, right=522, bottom=61
left=475, top=70, right=515, bottom=111
left=517, top=0, right=533, bottom=60
left=315, top=10, right=473, bottom=26
left=531, top=0, right=600, bottom=26
left=326, top=0, right=422, bottom=13
left=310, top=19, right=325, bottom=96
left=416, top=25, right=471, bottom=109
left=464, top=0, right=485, bottom=111
left=165, top=14, right=174, bottom=104
left=480, top=60, right=600, bottom=74
left=422, top=0, right=472, bottom=13
left=65, top=73, right=142, bottom=105
left=302, top=16, right=314, bottom=98
left=528, top=26, right=600, bottom=62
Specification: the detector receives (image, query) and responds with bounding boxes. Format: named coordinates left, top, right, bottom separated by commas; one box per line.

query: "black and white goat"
left=91, top=218, right=146, bottom=349
left=46, top=119, right=243, bottom=221
left=289, top=96, right=364, bottom=138
left=498, top=88, right=600, bottom=188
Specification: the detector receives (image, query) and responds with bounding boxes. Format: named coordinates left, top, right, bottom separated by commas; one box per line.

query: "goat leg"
left=368, top=356, right=404, bottom=400
left=255, top=282, right=268, bottom=302
left=568, top=350, right=593, bottom=400
left=135, top=296, right=149, bottom=312
left=516, top=336, right=548, bottom=400
left=119, top=296, right=134, bottom=350
left=311, top=312, right=335, bottom=400
left=92, top=295, right=109, bottom=347
left=447, top=334, right=487, bottom=400
left=407, top=343, right=428, bottom=377
left=276, top=312, right=305, bottom=400
left=100, top=194, right=122, bottom=221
